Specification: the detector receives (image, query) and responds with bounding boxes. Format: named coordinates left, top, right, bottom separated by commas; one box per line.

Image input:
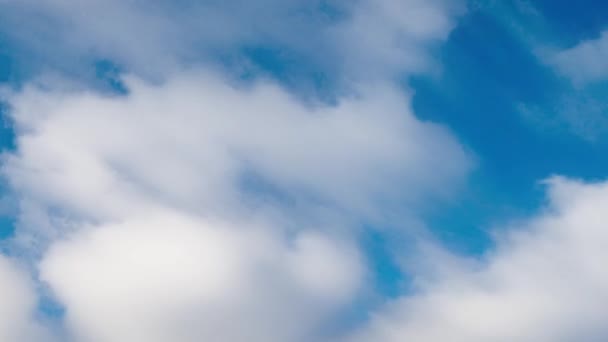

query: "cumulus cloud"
left=351, top=177, right=608, bottom=342
left=4, top=72, right=470, bottom=244
left=3, top=1, right=608, bottom=341
left=1, top=69, right=468, bottom=341
left=41, top=211, right=363, bottom=342
left=0, top=0, right=477, bottom=341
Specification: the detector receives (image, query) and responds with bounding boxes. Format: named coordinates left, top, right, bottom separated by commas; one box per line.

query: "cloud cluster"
left=5, top=72, right=469, bottom=235
left=352, top=177, right=608, bottom=342
left=5, top=1, right=608, bottom=342
left=0, top=0, right=472, bottom=340
left=1, top=68, right=467, bottom=341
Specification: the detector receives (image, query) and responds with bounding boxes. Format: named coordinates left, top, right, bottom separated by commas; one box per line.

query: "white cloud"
left=0, top=0, right=463, bottom=82
left=0, top=1, right=473, bottom=341
left=41, top=210, right=363, bottom=342
left=0, top=254, right=48, bottom=342
left=350, top=177, right=608, bottom=342
left=4, top=72, right=470, bottom=243
left=4, top=2, right=608, bottom=342
left=549, top=31, right=608, bottom=85
left=1, top=70, right=469, bottom=341
left=333, top=0, right=463, bottom=79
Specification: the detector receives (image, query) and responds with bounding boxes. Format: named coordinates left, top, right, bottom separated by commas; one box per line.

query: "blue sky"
left=415, top=0, right=608, bottom=252
left=414, top=0, right=608, bottom=254
left=2, top=1, right=608, bottom=341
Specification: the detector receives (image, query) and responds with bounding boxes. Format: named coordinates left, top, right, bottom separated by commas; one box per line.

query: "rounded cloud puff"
left=41, top=211, right=363, bottom=342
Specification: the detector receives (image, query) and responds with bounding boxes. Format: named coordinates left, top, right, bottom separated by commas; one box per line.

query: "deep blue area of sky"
left=2, top=0, right=608, bottom=297
left=415, top=0, right=608, bottom=256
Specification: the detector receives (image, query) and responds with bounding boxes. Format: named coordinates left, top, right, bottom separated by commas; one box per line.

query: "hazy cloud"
left=549, top=31, right=608, bottom=85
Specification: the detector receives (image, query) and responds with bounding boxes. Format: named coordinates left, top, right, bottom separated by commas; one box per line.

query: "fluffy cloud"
left=4, top=1, right=608, bottom=342
left=0, top=0, right=473, bottom=341
left=351, top=177, right=608, bottom=342
left=5, top=72, right=469, bottom=242
left=41, top=211, right=362, bottom=342
left=1, top=70, right=468, bottom=341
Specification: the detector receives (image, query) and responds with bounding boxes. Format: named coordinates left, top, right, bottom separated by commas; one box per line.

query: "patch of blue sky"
left=0, top=39, right=17, bottom=242
left=409, top=1, right=608, bottom=256
left=0, top=216, right=14, bottom=240
left=528, top=0, right=608, bottom=45
left=223, top=45, right=340, bottom=103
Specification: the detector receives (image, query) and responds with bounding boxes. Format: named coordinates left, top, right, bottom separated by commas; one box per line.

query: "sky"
left=2, top=0, right=608, bottom=341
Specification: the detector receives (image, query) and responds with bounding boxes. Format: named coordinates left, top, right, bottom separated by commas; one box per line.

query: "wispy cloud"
left=0, top=0, right=464, bottom=84
left=549, top=31, right=608, bottom=85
